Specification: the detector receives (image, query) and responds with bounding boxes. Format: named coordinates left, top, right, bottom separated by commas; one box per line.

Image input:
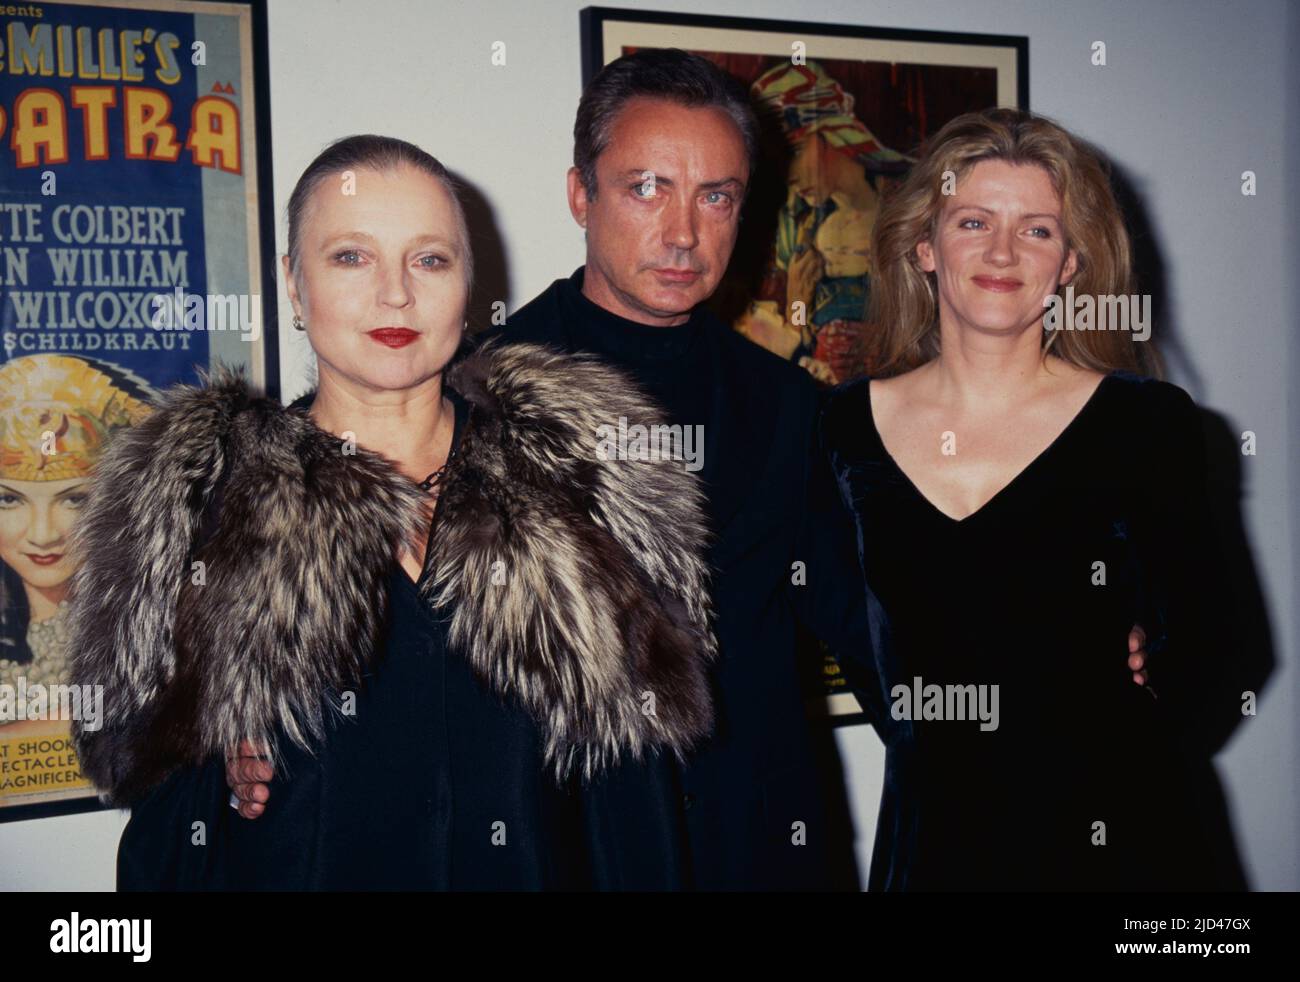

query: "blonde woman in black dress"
left=821, top=108, right=1243, bottom=891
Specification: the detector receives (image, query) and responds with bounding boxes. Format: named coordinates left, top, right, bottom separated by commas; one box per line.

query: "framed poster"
left=0, top=0, right=276, bottom=820
left=581, top=7, right=1026, bottom=724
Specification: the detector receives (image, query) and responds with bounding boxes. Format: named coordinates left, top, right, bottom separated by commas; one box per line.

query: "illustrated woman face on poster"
left=737, top=60, right=911, bottom=385
left=0, top=355, right=152, bottom=738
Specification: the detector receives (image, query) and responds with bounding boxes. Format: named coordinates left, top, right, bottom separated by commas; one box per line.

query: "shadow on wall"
left=453, top=170, right=513, bottom=337
left=1112, top=161, right=1275, bottom=891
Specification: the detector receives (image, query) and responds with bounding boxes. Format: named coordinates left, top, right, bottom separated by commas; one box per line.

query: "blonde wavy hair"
left=870, top=107, right=1160, bottom=378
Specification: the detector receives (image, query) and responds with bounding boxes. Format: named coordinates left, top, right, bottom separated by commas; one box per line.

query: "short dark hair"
left=573, top=48, right=759, bottom=198
left=286, top=134, right=473, bottom=289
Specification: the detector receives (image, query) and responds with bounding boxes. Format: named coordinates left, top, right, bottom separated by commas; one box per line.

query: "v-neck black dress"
left=821, top=370, right=1239, bottom=891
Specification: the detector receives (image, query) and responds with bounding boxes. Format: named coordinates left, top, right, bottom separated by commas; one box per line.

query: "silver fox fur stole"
left=67, top=341, right=717, bottom=805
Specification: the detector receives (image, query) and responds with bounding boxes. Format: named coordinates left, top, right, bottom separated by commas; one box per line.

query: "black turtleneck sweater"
left=549, top=267, right=713, bottom=434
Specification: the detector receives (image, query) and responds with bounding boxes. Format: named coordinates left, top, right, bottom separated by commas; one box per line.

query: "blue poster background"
left=1, top=1, right=228, bottom=391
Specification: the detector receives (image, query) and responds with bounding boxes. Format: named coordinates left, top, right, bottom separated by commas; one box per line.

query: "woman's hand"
left=225, top=739, right=273, bottom=819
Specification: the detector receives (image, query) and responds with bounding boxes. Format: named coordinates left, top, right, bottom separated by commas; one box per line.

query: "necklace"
left=417, top=400, right=463, bottom=493
left=417, top=452, right=455, bottom=492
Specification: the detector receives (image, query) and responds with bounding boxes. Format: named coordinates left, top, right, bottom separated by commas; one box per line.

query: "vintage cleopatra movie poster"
left=583, top=8, right=1026, bottom=721
left=0, top=0, right=275, bottom=819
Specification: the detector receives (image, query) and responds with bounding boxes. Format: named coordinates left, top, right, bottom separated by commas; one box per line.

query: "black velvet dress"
left=820, top=370, right=1242, bottom=891
left=115, top=385, right=691, bottom=891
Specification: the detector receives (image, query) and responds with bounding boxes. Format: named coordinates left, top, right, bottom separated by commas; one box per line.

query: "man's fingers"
left=225, top=740, right=273, bottom=821
left=224, top=739, right=275, bottom=791
left=230, top=780, right=271, bottom=820
left=1128, top=625, right=1152, bottom=687
left=226, top=756, right=274, bottom=785
left=231, top=781, right=270, bottom=805
left=233, top=738, right=271, bottom=758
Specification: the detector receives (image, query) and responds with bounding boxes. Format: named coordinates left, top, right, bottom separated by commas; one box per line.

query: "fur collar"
left=69, top=341, right=717, bottom=805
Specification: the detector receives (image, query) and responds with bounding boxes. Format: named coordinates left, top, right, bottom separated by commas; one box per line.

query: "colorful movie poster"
left=0, top=0, right=274, bottom=817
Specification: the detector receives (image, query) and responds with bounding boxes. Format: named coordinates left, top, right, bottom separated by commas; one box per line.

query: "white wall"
left=3, top=0, right=1295, bottom=891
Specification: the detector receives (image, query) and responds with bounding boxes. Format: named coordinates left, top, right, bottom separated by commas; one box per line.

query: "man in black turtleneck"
left=480, top=50, right=887, bottom=891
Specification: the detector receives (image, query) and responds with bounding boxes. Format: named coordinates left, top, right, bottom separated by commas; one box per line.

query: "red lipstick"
left=367, top=328, right=419, bottom=348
